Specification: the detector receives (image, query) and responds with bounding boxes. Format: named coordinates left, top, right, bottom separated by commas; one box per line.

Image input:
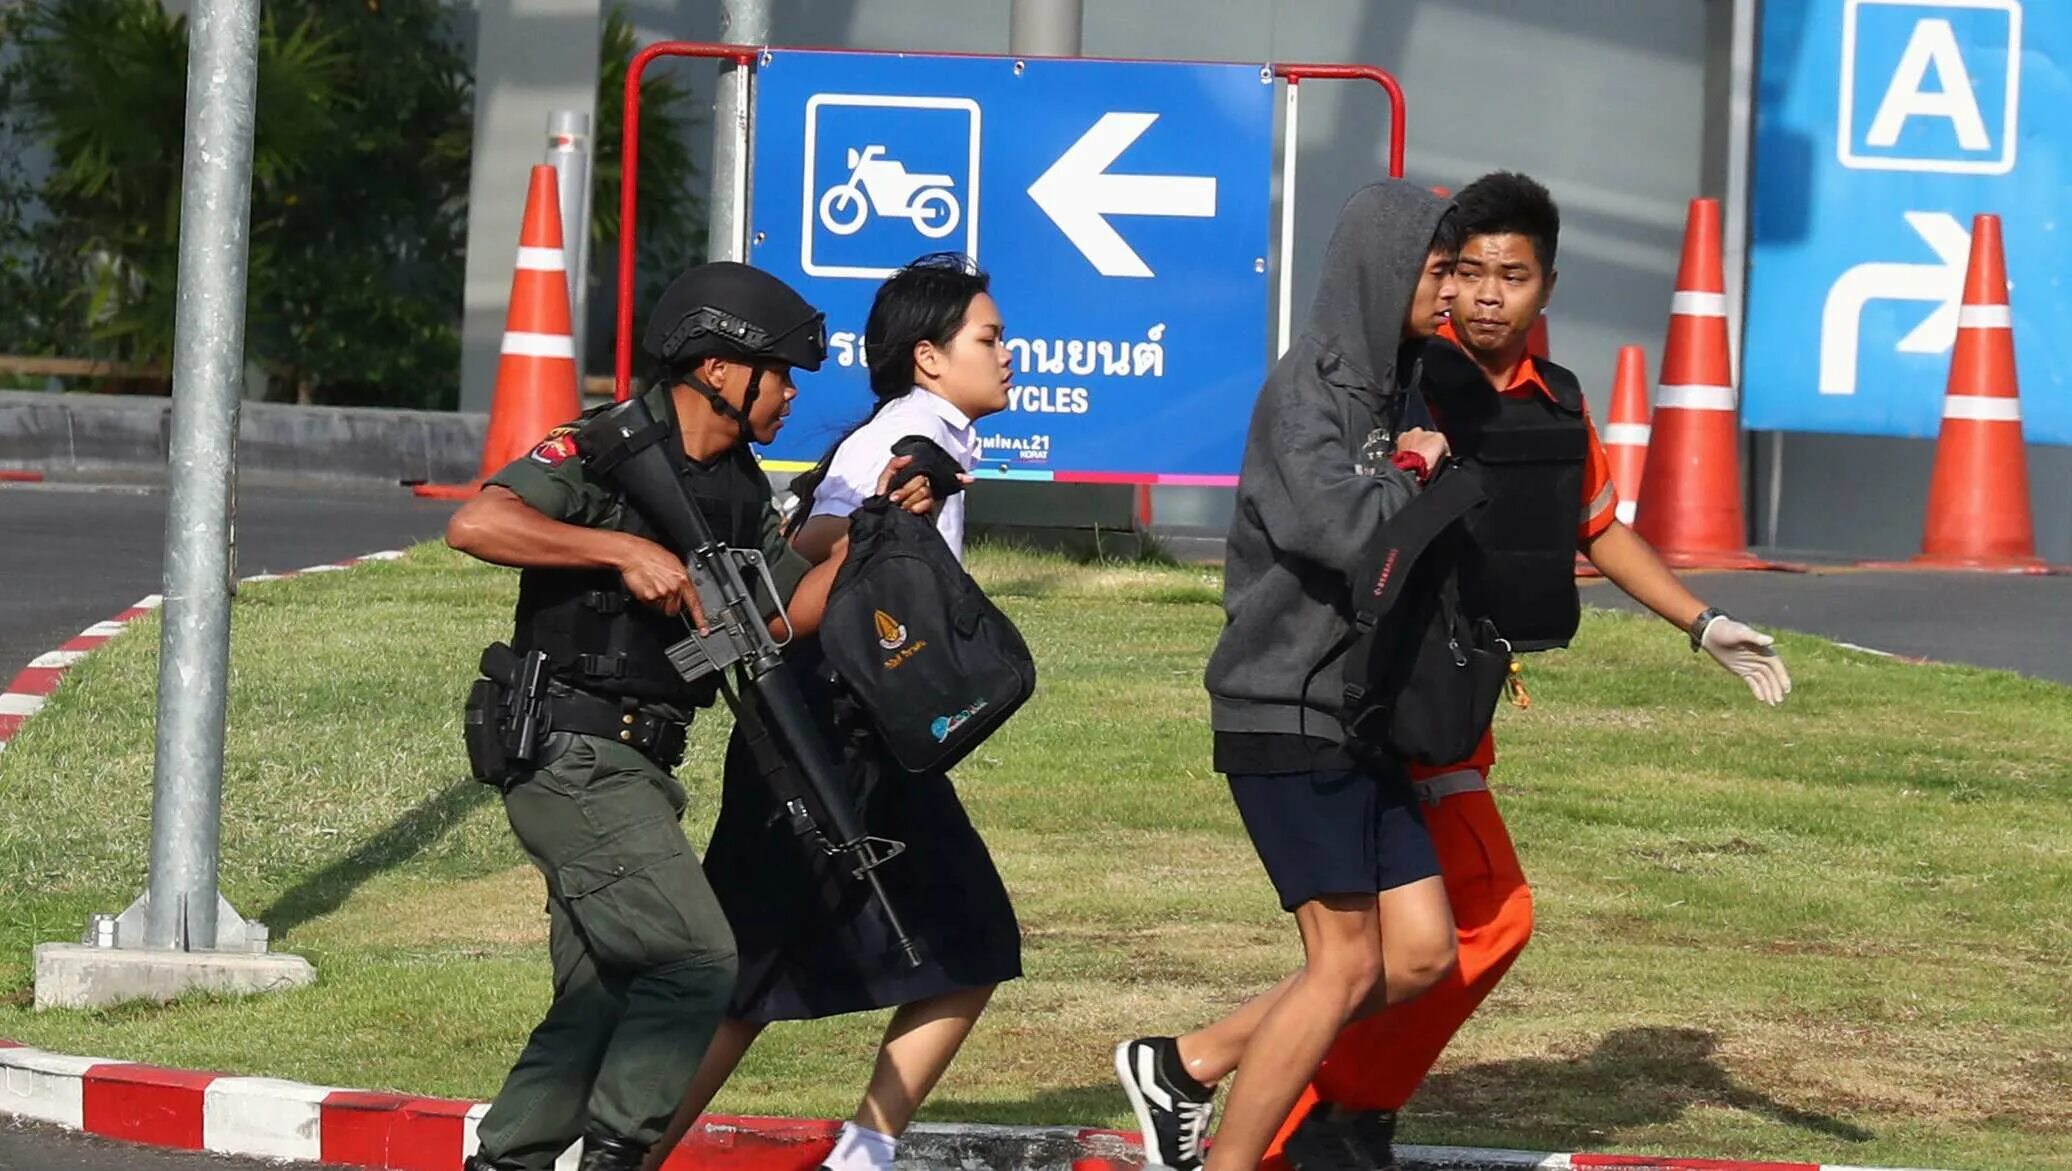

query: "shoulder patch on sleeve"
left=528, top=425, right=580, bottom=467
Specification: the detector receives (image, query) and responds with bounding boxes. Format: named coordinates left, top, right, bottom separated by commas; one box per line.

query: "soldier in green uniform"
left=447, top=262, right=939, bottom=1171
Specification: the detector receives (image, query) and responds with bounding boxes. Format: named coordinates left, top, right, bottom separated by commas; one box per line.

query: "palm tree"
left=10, top=0, right=350, bottom=381
left=6, top=0, right=469, bottom=406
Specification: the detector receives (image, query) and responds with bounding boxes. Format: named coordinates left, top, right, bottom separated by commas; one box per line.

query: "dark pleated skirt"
left=703, top=646, right=1022, bottom=1023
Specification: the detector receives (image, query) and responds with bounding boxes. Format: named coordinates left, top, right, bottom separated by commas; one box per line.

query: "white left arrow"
left=1027, top=112, right=1217, bottom=278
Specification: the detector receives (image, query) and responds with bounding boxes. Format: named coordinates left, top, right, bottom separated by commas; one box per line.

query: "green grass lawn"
left=0, top=543, right=2066, bottom=1169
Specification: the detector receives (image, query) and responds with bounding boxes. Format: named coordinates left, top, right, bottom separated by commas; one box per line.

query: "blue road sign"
left=1745, top=0, right=2071, bottom=445
left=749, top=49, right=1276, bottom=482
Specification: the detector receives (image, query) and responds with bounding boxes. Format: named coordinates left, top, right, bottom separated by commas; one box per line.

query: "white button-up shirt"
left=807, top=388, right=979, bottom=562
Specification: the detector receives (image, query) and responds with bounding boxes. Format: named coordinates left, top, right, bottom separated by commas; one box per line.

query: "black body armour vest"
left=1421, top=343, right=1590, bottom=653
left=508, top=410, right=761, bottom=707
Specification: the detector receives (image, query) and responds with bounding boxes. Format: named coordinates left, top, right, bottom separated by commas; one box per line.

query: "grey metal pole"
left=1722, top=0, right=1758, bottom=376
left=707, top=0, right=770, bottom=263
left=547, top=111, right=593, bottom=381
left=145, top=0, right=262, bottom=952
left=1010, top=0, right=1082, bottom=57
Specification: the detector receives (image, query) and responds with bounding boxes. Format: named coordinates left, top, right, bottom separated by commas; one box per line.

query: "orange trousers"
left=1261, top=780, right=1534, bottom=1168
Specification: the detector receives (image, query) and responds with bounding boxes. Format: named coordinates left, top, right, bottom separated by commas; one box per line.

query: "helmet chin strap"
left=688, top=360, right=771, bottom=438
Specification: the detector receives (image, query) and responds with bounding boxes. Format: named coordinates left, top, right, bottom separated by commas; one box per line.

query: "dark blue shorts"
left=1227, top=768, right=1442, bottom=911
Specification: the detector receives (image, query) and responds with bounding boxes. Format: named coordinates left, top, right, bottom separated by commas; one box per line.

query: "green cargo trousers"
left=473, top=733, right=737, bottom=1171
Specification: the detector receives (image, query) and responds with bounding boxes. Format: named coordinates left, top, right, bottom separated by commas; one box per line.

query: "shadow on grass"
left=924, top=1082, right=1131, bottom=1129
left=1413, top=1025, right=1873, bottom=1148
left=259, top=777, right=490, bottom=937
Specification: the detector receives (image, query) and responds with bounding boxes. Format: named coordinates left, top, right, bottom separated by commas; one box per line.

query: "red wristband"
left=1391, top=450, right=1432, bottom=484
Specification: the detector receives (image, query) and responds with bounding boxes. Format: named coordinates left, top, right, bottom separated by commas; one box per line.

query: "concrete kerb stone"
left=0, top=1041, right=1959, bottom=1171
left=0, top=390, right=487, bottom=486
left=31, top=943, right=317, bottom=1012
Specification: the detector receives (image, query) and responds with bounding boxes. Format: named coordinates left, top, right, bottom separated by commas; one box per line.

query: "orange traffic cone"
left=1605, top=345, right=1650, bottom=525
left=415, top=165, right=582, bottom=500
left=1630, top=198, right=1785, bottom=569
left=1574, top=343, right=1645, bottom=580
left=1900, top=215, right=2051, bottom=573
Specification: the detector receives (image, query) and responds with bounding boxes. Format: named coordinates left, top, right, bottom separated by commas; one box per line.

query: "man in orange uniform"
left=1265, top=172, right=1794, bottom=1171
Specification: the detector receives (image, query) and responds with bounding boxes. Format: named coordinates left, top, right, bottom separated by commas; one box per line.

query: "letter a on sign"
left=1867, top=19, right=1990, bottom=150
left=1838, top=0, right=2022, bottom=174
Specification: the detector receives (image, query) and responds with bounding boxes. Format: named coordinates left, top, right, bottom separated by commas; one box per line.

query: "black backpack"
left=817, top=496, right=1037, bottom=773
left=1335, top=462, right=1513, bottom=766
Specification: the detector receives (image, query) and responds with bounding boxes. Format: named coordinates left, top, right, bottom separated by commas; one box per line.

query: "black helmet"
left=642, top=261, right=828, bottom=373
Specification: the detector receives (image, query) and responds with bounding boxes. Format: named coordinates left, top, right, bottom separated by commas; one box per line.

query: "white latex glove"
left=1701, top=616, right=1792, bottom=706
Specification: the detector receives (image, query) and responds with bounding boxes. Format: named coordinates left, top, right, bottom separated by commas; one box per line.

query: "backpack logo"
left=874, top=609, right=908, bottom=650
left=930, top=697, right=990, bottom=743
left=1371, top=547, right=1401, bottom=597
left=877, top=607, right=927, bottom=670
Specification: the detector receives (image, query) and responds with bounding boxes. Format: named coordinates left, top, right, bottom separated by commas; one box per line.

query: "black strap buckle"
left=581, top=590, right=628, bottom=615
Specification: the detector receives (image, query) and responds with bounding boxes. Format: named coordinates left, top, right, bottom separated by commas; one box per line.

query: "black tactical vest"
left=1420, top=343, right=1589, bottom=652
left=508, top=408, right=764, bottom=707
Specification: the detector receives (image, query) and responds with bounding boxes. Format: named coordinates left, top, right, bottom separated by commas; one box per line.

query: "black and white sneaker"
left=1283, top=1104, right=1398, bottom=1171
left=1114, top=1036, right=1216, bottom=1170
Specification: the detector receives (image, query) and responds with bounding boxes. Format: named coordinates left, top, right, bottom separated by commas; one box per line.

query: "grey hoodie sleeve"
left=1242, top=377, right=1418, bottom=579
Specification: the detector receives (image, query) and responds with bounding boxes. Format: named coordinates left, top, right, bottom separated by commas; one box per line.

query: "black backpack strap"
left=1296, top=463, right=1485, bottom=741
left=887, top=435, right=968, bottom=501
left=828, top=495, right=895, bottom=594
left=1351, top=466, right=1485, bottom=622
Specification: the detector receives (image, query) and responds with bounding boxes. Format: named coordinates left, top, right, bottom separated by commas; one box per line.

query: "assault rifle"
left=576, top=396, right=924, bottom=969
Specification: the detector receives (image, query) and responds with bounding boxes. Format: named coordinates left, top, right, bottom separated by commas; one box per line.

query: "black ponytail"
left=787, top=252, right=990, bottom=531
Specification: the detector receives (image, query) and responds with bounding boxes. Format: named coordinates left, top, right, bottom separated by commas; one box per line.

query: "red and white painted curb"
left=0, top=550, right=407, bottom=756
left=0, top=1041, right=1948, bottom=1171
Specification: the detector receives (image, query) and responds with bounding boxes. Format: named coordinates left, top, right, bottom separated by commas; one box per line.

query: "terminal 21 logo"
left=1838, top=0, right=2022, bottom=174
left=801, top=94, right=982, bottom=279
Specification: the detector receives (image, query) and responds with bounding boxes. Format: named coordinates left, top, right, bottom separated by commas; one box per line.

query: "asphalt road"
left=0, top=478, right=458, bottom=683
left=6, top=480, right=2066, bottom=688
left=1584, top=564, right=2072, bottom=684
left=0, top=1117, right=360, bottom=1170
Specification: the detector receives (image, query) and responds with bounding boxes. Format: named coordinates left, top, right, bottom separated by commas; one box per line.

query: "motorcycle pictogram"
left=818, top=145, right=962, bottom=239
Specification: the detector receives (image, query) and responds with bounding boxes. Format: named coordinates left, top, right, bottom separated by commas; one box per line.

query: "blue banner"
left=1745, top=0, right=2072, bottom=445
left=748, top=49, right=1276, bottom=481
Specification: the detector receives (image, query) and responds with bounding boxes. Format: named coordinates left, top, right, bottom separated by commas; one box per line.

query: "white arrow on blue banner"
left=1026, top=112, right=1218, bottom=279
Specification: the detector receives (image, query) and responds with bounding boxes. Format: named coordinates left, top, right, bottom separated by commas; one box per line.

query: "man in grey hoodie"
left=1115, top=180, right=1466, bottom=1171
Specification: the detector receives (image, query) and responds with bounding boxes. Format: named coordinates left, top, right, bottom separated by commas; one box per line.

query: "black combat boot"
left=577, top=1134, right=652, bottom=1171
left=1283, top=1104, right=1399, bottom=1171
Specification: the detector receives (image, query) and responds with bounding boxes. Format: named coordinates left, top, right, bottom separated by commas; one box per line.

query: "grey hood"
left=1303, top=180, right=1451, bottom=403
left=1204, top=179, right=1453, bottom=742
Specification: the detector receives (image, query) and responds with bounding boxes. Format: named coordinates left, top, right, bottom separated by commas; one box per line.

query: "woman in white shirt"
left=647, top=254, right=1017, bottom=1171
left=786, top=269, right=1004, bottom=564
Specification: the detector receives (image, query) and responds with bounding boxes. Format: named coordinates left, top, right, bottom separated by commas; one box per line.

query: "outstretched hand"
left=1701, top=617, right=1792, bottom=705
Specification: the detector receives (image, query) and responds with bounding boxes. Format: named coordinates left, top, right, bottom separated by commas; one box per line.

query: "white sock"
left=824, top=1122, right=898, bottom=1171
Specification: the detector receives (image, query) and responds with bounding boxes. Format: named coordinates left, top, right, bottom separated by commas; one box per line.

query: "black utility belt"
left=465, top=643, right=692, bottom=787
left=543, top=687, right=689, bottom=766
